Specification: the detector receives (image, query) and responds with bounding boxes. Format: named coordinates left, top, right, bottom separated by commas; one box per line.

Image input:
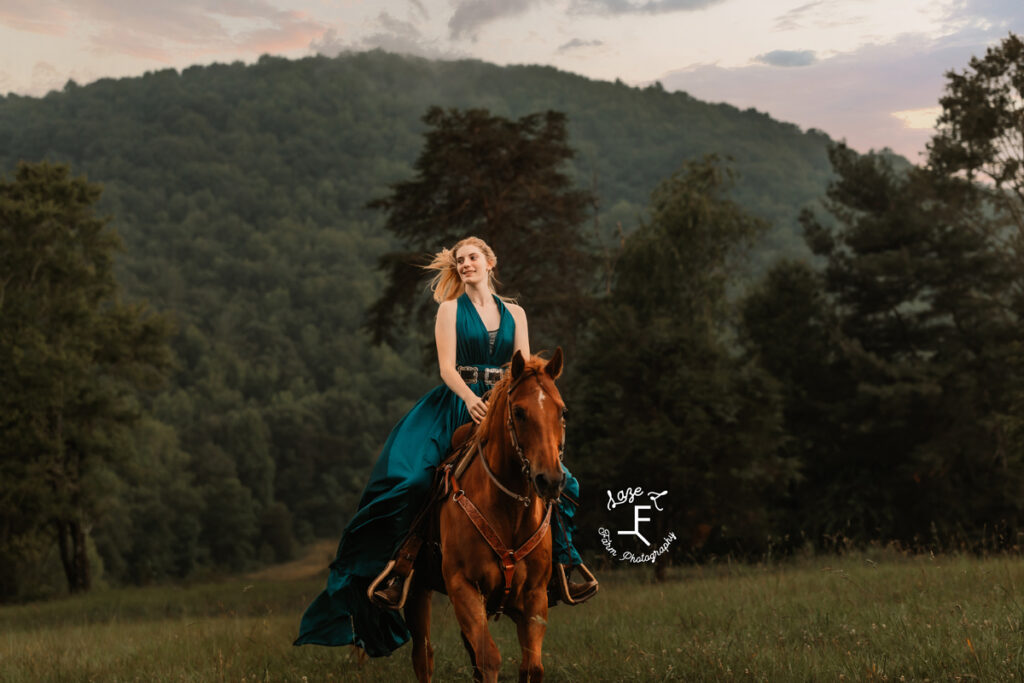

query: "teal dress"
left=294, top=293, right=582, bottom=656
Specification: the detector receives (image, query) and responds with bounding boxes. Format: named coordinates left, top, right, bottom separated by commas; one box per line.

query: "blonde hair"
left=425, top=236, right=502, bottom=303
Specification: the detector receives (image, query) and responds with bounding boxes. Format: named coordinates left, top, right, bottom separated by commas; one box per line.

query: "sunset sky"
left=1, top=0, right=1021, bottom=160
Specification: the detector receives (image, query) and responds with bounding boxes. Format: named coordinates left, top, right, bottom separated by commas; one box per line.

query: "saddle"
left=442, top=422, right=479, bottom=485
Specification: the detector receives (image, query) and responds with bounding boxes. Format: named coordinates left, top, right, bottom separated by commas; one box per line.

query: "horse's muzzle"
left=534, top=471, right=566, bottom=501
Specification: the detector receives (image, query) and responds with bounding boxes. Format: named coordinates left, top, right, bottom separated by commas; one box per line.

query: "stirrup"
left=556, top=563, right=598, bottom=605
left=367, top=560, right=414, bottom=610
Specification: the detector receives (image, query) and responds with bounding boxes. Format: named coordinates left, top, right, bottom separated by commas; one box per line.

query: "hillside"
left=0, top=51, right=838, bottom=268
left=0, top=51, right=841, bottom=587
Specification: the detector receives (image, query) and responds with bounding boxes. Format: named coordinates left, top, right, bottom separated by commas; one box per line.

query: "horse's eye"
left=561, top=407, right=569, bottom=419
left=513, top=405, right=527, bottom=421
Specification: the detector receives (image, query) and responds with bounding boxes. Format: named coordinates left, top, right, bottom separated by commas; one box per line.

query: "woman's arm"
left=509, top=303, right=530, bottom=360
left=436, top=299, right=489, bottom=423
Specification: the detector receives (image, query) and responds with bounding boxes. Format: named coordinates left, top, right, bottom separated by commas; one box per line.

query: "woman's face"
left=455, top=245, right=491, bottom=285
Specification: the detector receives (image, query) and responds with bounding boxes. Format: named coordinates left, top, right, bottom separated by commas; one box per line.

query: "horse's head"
left=504, top=348, right=567, bottom=502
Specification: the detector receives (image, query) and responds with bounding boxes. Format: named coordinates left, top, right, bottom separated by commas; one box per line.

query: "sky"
left=0, top=0, right=1021, bottom=161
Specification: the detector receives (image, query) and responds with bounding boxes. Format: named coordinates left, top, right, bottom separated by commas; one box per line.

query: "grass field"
left=4, top=543, right=1024, bottom=681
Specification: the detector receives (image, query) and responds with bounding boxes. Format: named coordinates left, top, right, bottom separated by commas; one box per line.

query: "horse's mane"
left=468, top=356, right=551, bottom=451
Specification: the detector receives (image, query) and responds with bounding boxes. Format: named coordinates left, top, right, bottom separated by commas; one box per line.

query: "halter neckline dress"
left=294, top=292, right=581, bottom=657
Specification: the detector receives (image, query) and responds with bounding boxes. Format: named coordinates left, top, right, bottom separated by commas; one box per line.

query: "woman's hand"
left=465, top=395, right=489, bottom=424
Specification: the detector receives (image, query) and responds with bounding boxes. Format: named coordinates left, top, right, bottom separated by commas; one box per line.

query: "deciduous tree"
left=573, top=157, right=793, bottom=572
left=0, top=162, right=172, bottom=595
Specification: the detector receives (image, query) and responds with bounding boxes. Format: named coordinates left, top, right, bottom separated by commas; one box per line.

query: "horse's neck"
left=483, top=394, right=526, bottom=484
left=466, top=414, right=546, bottom=539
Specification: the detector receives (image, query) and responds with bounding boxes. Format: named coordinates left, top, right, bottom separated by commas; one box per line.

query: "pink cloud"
left=1, top=0, right=329, bottom=64
left=75, top=0, right=236, bottom=46
left=234, top=10, right=327, bottom=53
left=0, top=0, right=71, bottom=36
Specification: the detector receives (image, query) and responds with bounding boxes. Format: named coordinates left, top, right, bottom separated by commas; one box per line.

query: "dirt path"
left=245, top=539, right=336, bottom=582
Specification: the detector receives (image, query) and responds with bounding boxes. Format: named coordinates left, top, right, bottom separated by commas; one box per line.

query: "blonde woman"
left=295, top=237, right=596, bottom=657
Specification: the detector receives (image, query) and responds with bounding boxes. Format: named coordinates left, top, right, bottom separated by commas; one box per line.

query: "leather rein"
left=446, top=370, right=563, bottom=615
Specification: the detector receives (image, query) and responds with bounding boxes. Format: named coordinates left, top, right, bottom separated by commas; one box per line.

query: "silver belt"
left=458, top=366, right=504, bottom=386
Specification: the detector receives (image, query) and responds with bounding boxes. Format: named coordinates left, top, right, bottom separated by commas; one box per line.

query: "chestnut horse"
left=405, top=348, right=567, bottom=683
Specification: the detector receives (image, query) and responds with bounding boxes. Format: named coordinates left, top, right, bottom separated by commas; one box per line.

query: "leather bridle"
left=501, top=370, right=566, bottom=504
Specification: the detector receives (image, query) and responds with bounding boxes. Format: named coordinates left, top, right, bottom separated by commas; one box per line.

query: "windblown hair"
left=424, top=236, right=508, bottom=303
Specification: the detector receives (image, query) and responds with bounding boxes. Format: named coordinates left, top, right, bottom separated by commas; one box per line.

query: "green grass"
left=5, top=552, right=1024, bottom=681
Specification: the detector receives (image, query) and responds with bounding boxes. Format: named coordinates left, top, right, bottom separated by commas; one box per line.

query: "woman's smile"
left=456, top=247, right=488, bottom=282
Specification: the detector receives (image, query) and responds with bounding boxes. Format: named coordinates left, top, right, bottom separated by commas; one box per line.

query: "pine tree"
left=366, top=107, right=596, bottom=353
left=748, top=144, right=1024, bottom=547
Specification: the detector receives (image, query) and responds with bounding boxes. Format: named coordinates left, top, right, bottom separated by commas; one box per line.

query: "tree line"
left=0, top=47, right=833, bottom=600
left=3, top=35, right=1024, bottom=599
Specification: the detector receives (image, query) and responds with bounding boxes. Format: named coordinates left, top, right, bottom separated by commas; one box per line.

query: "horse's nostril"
left=534, top=472, right=563, bottom=494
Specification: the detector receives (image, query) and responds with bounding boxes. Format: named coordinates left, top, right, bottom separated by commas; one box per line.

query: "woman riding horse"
left=294, top=236, right=597, bottom=657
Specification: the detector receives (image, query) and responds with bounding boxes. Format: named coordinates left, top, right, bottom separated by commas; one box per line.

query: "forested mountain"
left=0, top=51, right=837, bottom=268
left=0, top=50, right=841, bottom=595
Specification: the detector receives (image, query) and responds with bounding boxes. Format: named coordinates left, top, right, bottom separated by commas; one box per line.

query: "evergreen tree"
left=929, top=32, right=1024, bottom=241
left=748, top=144, right=1023, bottom=547
left=366, top=106, right=597, bottom=352
left=928, top=34, right=1024, bottom=523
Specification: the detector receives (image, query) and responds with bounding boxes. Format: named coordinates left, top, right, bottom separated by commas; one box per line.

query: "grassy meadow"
left=4, top=543, right=1024, bottom=681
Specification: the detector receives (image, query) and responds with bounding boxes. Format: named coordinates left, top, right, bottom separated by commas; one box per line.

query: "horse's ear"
left=545, top=347, right=563, bottom=380
left=511, top=349, right=525, bottom=379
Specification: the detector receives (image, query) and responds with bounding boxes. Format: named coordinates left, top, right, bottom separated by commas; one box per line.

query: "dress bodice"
left=456, top=293, right=515, bottom=368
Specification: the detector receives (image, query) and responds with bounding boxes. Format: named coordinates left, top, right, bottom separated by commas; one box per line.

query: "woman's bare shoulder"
left=506, top=302, right=526, bottom=319
left=436, top=298, right=457, bottom=320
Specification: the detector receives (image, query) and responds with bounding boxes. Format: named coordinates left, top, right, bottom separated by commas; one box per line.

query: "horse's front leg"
left=514, top=588, right=548, bottom=683
left=448, top=574, right=501, bottom=683
left=404, top=579, right=434, bottom=683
